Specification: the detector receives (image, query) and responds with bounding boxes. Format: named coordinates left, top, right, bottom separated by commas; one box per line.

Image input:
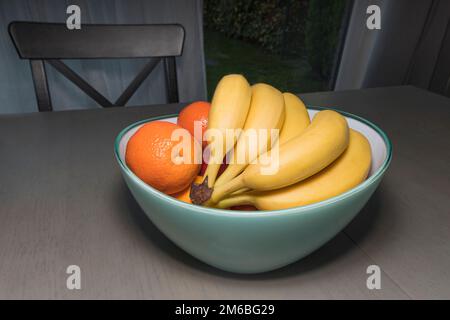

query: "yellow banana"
left=215, top=130, right=371, bottom=210
left=214, top=83, right=285, bottom=187
left=278, top=93, right=310, bottom=145
left=203, top=74, right=252, bottom=187
left=210, top=110, right=349, bottom=203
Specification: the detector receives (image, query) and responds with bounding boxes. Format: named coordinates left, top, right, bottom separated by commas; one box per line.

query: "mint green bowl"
left=114, top=107, right=392, bottom=274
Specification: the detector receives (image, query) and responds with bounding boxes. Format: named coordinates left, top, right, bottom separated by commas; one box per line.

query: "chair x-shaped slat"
left=46, top=58, right=162, bottom=108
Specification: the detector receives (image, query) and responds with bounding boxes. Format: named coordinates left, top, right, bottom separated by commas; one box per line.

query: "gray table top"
left=1, top=86, right=449, bottom=299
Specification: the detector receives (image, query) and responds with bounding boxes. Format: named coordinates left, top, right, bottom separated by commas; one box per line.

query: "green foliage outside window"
left=304, top=0, right=347, bottom=79
left=204, top=0, right=347, bottom=81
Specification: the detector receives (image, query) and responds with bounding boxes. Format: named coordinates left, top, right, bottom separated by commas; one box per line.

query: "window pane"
left=204, top=0, right=348, bottom=98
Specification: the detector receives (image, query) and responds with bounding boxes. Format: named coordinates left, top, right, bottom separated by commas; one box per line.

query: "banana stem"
left=211, top=175, right=245, bottom=203
left=215, top=194, right=255, bottom=209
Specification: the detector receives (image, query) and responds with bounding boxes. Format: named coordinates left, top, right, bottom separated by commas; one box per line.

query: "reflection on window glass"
left=204, top=0, right=347, bottom=97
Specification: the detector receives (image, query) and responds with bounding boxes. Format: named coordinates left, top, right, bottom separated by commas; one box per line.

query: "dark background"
left=0, top=0, right=449, bottom=114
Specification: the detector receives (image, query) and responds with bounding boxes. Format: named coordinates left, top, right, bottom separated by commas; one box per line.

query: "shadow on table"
left=344, top=186, right=385, bottom=244
left=120, top=182, right=382, bottom=280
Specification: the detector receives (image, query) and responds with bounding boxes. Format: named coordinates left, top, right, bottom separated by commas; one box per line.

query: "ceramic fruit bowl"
left=114, top=107, right=392, bottom=274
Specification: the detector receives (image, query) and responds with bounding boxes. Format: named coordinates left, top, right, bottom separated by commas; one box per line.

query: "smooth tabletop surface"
left=1, top=86, right=449, bottom=299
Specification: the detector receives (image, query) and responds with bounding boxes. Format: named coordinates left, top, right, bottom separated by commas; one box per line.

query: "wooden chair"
left=9, top=22, right=185, bottom=111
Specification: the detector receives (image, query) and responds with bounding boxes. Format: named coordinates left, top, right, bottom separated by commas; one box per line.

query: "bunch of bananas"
left=190, top=74, right=372, bottom=210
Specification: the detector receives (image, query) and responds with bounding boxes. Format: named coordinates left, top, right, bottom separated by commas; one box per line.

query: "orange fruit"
left=177, top=101, right=211, bottom=147
left=125, top=121, right=200, bottom=195
left=172, top=176, right=203, bottom=204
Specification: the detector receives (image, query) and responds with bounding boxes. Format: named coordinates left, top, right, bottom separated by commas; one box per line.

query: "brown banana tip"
left=190, top=177, right=213, bottom=205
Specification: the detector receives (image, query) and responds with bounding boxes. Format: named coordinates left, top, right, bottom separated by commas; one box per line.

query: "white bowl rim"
left=114, top=106, right=393, bottom=217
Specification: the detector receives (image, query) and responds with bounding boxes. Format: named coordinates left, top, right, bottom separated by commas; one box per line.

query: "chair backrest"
left=9, top=22, right=185, bottom=111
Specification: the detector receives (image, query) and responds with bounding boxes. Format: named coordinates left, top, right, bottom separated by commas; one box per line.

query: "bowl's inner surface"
left=118, top=111, right=387, bottom=178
